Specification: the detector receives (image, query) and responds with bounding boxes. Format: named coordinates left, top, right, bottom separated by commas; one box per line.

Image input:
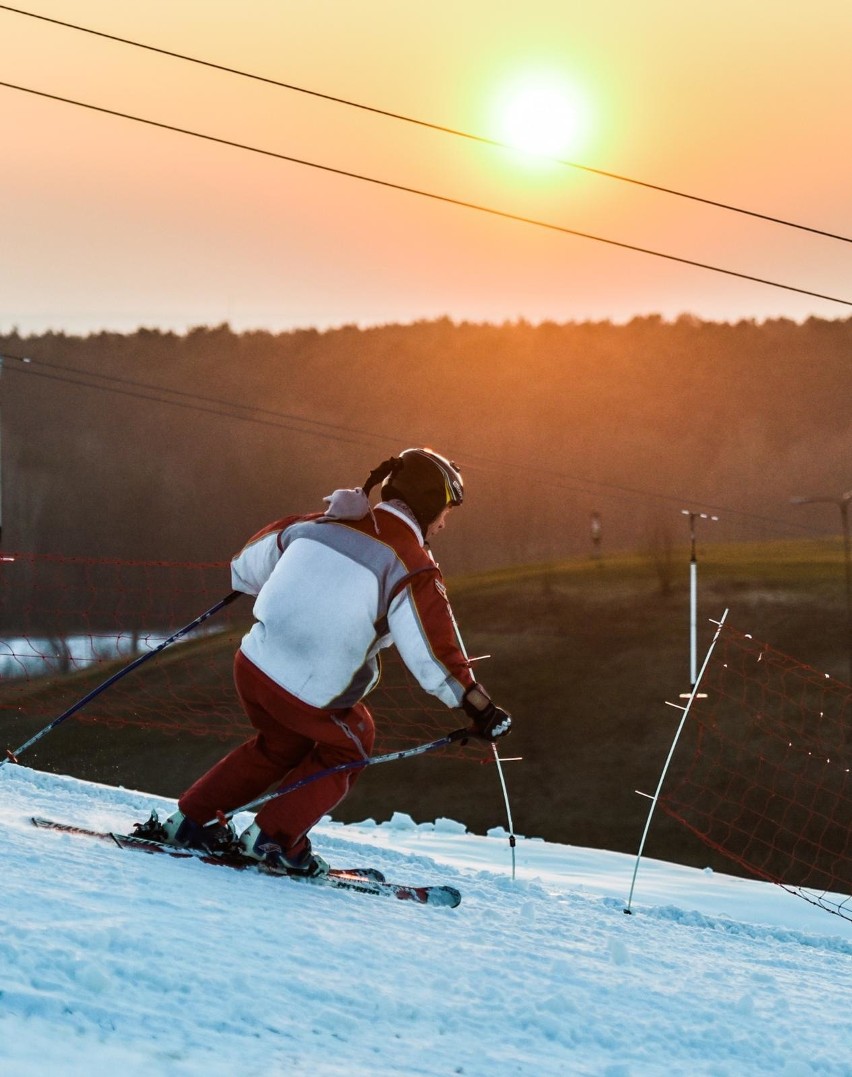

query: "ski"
left=31, top=817, right=461, bottom=908
left=31, top=816, right=385, bottom=882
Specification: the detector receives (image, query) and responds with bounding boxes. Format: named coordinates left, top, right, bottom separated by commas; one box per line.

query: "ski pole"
left=210, top=725, right=471, bottom=826
left=2, top=590, right=242, bottom=766
left=490, top=742, right=518, bottom=881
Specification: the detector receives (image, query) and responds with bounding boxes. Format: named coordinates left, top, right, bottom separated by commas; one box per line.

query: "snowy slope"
left=2, top=763, right=852, bottom=1077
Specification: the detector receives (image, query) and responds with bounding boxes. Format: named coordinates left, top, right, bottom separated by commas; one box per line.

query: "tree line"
left=2, top=315, right=850, bottom=582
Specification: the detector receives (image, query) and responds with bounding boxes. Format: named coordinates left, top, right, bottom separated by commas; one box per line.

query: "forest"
left=1, top=314, right=850, bottom=574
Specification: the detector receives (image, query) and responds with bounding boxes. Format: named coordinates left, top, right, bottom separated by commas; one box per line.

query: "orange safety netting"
left=659, top=623, right=852, bottom=921
left=0, top=551, right=472, bottom=757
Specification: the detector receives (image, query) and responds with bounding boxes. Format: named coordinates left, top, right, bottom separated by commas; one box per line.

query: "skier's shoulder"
left=235, top=511, right=323, bottom=558
left=284, top=502, right=433, bottom=575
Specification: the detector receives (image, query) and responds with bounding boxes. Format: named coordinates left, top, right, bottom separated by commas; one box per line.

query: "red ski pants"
left=179, top=650, right=375, bottom=857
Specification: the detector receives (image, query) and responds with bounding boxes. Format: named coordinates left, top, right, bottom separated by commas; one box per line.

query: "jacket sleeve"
left=387, top=568, right=476, bottom=708
left=230, top=514, right=317, bottom=596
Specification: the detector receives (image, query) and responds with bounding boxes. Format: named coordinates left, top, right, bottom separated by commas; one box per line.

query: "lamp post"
left=791, top=491, right=852, bottom=685
left=0, top=353, right=30, bottom=558
left=0, top=353, right=4, bottom=548
left=681, top=510, right=719, bottom=689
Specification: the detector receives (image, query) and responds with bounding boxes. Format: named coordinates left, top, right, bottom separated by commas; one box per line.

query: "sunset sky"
left=2, top=0, right=850, bottom=335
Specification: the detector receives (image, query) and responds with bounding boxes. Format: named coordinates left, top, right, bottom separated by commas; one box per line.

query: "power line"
left=0, top=355, right=377, bottom=448
left=2, top=2, right=849, bottom=245
left=8, top=352, right=390, bottom=443
left=473, top=449, right=821, bottom=537
left=0, top=351, right=825, bottom=538
left=2, top=78, right=850, bottom=309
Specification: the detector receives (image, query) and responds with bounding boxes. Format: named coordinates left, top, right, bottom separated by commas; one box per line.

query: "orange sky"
left=1, top=0, right=850, bottom=334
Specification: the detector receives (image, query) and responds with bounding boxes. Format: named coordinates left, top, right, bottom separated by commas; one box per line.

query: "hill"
left=2, top=765, right=851, bottom=1075
left=3, top=538, right=848, bottom=880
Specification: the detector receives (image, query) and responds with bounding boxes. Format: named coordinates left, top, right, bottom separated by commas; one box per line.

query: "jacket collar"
left=375, top=500, right=424, bottom=545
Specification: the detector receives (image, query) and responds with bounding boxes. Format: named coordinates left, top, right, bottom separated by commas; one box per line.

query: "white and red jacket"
left=230, top=501, right=475, bottom=711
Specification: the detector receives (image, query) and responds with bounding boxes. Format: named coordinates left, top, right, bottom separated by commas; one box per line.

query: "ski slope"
left=2, top=763, right=852, bottom=1076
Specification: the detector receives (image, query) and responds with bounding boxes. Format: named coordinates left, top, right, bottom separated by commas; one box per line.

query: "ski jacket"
left=230, top=502, right=475, bottom=711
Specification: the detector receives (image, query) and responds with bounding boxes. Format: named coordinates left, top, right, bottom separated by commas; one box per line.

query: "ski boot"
left=238, top=822, right=329, bottom=877
left=134, top=809, right=238, bottom=855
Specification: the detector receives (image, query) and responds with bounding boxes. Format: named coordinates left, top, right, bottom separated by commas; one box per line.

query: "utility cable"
left=1, top=351, right=826, bottom=538
left=1, top=2, right=849, bottom=244
left=1, top=357, right=372, bottom=448
left=0, top=351, right=390, bottom=448
left=1, top=79, right=849, bottom=309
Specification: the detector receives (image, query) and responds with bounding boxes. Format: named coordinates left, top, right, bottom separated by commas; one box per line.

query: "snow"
left=2, top=764, right=852, bottom=1076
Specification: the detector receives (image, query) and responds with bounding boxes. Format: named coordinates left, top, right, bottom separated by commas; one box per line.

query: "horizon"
left=3, top=308, right=852, bottom=343
left=2, top=1, right=850, bottom=336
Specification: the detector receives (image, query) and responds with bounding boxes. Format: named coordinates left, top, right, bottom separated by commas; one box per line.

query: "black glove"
left=462, top=683, right=512, bottom=741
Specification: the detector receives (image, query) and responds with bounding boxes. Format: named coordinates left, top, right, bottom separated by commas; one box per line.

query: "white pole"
left=681, top=510, right=718, bottom=689
left=442, top=592, right=519, bottom=878
left=624, top=609, right=728, bottom=914
left=689, top=559, right=697, bottom=686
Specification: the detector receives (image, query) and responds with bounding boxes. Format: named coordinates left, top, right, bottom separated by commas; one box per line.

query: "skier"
left=137, top=448, right=512, bottom=876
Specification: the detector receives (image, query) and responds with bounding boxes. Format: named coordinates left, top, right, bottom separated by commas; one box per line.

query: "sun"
left=497, top=75, right=587, bottom=159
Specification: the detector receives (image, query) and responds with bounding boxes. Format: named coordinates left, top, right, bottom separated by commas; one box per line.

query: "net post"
left=624, top=609, right=728, bottom=914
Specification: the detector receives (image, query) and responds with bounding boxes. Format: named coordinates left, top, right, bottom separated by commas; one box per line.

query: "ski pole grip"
left=447, top=726, right=471, bottom=744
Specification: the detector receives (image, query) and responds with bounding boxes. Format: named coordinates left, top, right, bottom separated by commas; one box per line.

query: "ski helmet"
left=380, top=447, right=464, bottom=532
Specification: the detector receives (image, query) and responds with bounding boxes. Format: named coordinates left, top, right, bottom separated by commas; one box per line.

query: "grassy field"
left=3, top=537, right=849, bottom=877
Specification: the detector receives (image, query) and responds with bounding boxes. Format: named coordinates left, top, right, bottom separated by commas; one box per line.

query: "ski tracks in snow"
left=2, top=763, right=852, bottom=1075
